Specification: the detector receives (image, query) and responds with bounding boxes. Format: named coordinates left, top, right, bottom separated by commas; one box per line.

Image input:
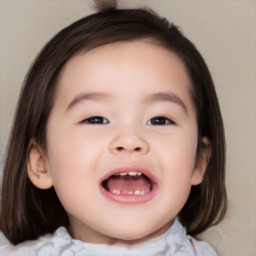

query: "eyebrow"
left=146, top=92, right=188, bottom=113
left=66, top=91, right=188, bottom=113
left=66, top=92, right=112, bottom=112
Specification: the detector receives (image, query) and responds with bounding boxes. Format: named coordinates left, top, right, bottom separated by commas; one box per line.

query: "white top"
left=0, top=219, right=217, bottom=256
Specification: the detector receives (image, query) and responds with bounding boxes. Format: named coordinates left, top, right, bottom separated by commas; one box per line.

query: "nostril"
left=116, top=146, right=141, bottom=152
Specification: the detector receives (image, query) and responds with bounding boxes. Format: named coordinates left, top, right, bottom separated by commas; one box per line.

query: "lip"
left=99, top=166, right=158, bottom=204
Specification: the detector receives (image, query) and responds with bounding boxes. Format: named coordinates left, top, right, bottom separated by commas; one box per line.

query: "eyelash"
left=147, top=116, right=176, bottom=125
left=81, top=116, right=109, bottom=124
left=81, top=116, right=176, bottom=126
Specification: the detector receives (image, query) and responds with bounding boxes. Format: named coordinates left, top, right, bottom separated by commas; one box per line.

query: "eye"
left=147, top=116, right=176, bottom=125
left=81, top=116, right=109, bottom=124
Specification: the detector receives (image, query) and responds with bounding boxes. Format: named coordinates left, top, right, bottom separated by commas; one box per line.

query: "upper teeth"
left=115, top=172, right=142, bottom=176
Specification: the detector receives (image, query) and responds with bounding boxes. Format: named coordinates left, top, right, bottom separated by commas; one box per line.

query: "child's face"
left=41, top=40, right=207, bottom=244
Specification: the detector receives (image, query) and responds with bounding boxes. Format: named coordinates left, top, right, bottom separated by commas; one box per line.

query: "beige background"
left=0, top=0, right=256, bottom=255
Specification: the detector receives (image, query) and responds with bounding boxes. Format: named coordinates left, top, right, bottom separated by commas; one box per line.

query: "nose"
left=109, top=129, right=150, bottom=155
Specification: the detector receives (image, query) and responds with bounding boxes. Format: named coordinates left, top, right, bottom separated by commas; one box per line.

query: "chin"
left=119, top=230, right=149, bottom=241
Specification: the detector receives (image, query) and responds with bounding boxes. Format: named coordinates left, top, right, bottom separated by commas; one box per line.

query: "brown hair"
left=0, top=8, right=227, bottom=245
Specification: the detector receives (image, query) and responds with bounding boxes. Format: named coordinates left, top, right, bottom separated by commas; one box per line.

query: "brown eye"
left=82, top=116, right=109, bottom=124
left=147, top=116, right=176, bottom=125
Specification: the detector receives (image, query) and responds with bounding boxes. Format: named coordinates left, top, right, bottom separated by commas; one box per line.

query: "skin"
left=28, top=40, right=210, bottom=246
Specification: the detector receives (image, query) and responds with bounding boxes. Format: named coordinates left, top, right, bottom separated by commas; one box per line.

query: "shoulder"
left=189, top=236, right=218, bottom=256
left=0, top=241, right=41, bottom=256
left=0, top=227, right=73, bottom=256
left=165, top=218, right=218, bottom=256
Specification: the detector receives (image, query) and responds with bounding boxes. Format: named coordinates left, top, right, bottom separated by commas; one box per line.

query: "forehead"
left=60, top=40, right=188, bottom=79
left=54, top=40, right=194, bottom=111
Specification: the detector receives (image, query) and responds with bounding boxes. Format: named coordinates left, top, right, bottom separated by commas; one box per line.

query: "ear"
left=27, top=140, right=53, bottom=189
left=191, top=137, right=211, bottom=185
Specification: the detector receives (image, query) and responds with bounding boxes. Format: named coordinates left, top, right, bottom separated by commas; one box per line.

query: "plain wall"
left=0, top=1, right=256, bottom=255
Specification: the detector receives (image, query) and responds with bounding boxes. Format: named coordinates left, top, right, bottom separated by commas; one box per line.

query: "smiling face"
left=28, top=40, right=209, bottom=245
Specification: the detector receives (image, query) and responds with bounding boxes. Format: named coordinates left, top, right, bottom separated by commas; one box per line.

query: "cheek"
left=47, top=126, right=103, bottom=168
left=156, top=130, right=197, bottom=170
left=47, top=143, right=97, bottom=217
left=46, top=129, right=103, bottom=198
left=154, top=130, right=198, bottom=201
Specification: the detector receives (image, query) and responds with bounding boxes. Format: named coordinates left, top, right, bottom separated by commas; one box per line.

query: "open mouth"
left=100, top=168, right=156, bottom=203
left=102, top=171, right=153, bottom=195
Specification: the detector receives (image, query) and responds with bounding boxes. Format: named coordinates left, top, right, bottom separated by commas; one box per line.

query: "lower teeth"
left=111, top=189, right=150, bottom=195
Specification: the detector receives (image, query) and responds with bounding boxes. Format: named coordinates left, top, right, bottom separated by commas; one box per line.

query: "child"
left=0, top=6, right=227, bottom=256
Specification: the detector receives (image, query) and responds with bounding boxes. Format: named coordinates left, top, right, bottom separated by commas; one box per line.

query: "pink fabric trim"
left=190, top=239, right=197, bottom=256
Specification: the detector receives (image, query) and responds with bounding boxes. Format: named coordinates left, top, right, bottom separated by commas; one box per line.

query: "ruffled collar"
left=34, top=218, right=198, bottom=256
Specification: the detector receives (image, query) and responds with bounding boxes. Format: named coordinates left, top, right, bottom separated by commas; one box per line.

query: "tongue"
left=105, top=175, right=151, bottom=193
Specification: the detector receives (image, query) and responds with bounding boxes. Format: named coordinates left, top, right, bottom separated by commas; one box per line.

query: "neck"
left=67, top=220, right=173, bottom=246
